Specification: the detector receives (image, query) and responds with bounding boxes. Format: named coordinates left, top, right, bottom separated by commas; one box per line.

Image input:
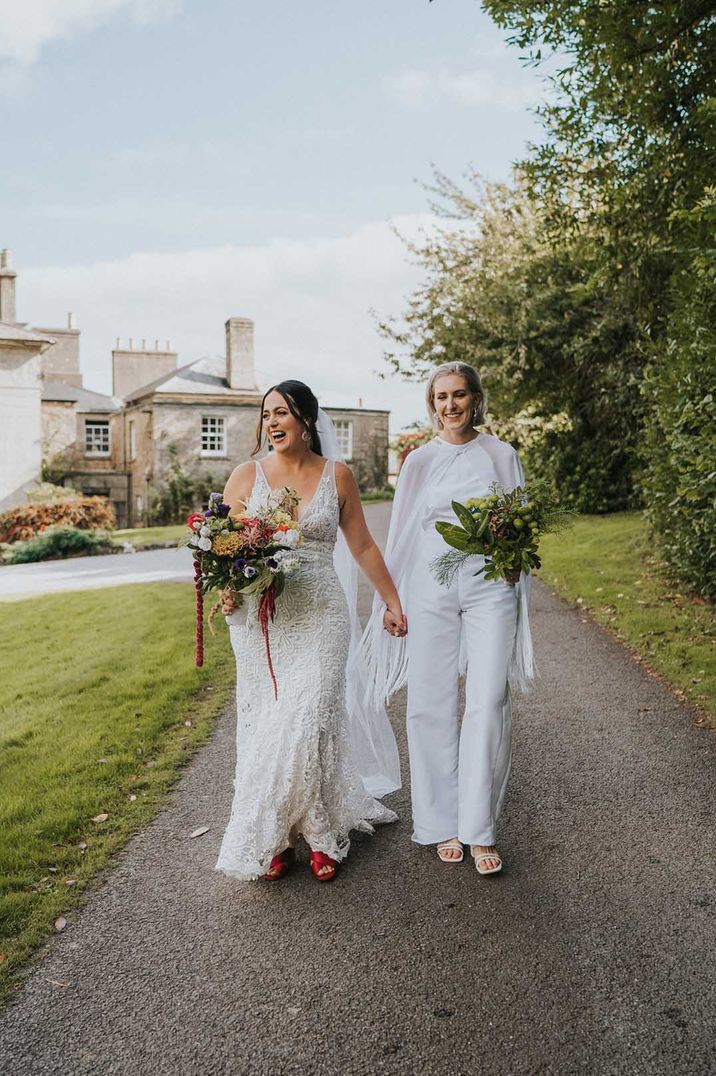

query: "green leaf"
left=452, top=501, right=477, bottom=533
left=435, top=521, right=475, bottom=552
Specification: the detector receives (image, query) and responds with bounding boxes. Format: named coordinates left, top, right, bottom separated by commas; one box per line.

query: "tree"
left=381, top=170, right=643, bottom=510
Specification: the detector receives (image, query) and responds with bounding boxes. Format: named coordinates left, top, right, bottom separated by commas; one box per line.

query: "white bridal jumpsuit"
left=404, top=437, right=521, bottom=846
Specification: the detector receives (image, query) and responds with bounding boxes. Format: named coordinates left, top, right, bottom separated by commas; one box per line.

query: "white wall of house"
left=0, top=345, right=43, bottom=510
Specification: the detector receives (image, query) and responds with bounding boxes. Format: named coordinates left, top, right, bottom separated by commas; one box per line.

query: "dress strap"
left=255, top=460, right=269, bottom=489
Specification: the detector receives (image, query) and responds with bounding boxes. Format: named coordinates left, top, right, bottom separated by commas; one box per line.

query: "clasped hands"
left=383, top=607, right=407, bottom=639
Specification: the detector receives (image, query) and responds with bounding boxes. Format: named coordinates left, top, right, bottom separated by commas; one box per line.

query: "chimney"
left=68, top=311, right=76, bottom=329
left=225, top=317, right=256, bottom=390
left=0, top=249, right=17, bottom=323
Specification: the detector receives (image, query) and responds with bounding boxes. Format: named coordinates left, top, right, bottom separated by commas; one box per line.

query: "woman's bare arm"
left=222, top=461, right=256, bottom=516
left=336, top=463, right=406, bottom=636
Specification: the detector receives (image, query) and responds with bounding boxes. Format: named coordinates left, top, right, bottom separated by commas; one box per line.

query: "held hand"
left=221, top=588, right=238, bottom=615
left=505, top=567, right=521, bottom=586
left=383, top=607, right=407, bottom=638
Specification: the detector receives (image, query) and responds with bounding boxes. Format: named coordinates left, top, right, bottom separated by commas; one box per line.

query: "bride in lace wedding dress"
left=215, top=381, right=405, bottom=882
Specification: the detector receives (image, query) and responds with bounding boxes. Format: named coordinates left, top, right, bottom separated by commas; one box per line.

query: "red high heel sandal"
left=309, top=850, right=337, bottom=882
left=262, top=847, right=295, bottom=881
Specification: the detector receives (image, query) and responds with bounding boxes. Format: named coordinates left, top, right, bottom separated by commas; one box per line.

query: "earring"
left=301, top=430, right=311, bottom=444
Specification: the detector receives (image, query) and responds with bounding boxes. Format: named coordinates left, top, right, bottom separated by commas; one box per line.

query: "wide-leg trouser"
left=405, top=536, right=518, bottom=846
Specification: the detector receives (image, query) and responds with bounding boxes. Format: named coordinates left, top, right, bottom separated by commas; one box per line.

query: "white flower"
left=276, top=529, right=300, bottom=548
left=277, top=552, right=299, bottom=573
left=200, top=525, right=210, bottom=537
left=188, top=536, right=200, bottom=547
left=198, top=537, right=212, bottom=552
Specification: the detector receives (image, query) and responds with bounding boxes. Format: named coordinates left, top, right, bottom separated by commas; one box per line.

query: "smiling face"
left=432, top=373, right=480, bottom=433
left=262, top=389, right=308, bottom=454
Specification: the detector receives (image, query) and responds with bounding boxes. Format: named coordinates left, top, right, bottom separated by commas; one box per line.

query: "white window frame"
left=333, top=419, right=353, bottom=460
left=85, top=420, right=110, bottom=457
left=128, top=419, right=137, bottom=461
left=201, top=415, right=226, bottom=457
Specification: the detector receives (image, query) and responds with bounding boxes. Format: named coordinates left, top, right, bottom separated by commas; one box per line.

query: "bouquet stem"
left=258, top=583, right=278, bottom=699
left=193, top=558, right=204, bottom=667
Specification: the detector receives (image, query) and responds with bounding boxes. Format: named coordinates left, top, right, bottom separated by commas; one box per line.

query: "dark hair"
left=253, top=380, right=322, bottom=456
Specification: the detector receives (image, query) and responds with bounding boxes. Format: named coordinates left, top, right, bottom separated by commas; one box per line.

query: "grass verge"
left=539, top=512, right=716, bottom=724
left=0, top=582, right=234, bottom=1003
left=114, top=525, right=187, bottom=546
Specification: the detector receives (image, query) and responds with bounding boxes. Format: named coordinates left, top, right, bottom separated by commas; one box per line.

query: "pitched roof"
left=41, top=380, right=120, bottom=412
left=124, top=355, right=260, bottom=402
left=0, top=321, right=55, bottom=347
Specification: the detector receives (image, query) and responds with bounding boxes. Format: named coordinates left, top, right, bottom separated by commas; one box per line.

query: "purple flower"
left=217, top=502, right=231, bottom=517
left=243, top=565, right=257, bottom=579
left=209, top=492, right=223, bottom=502
left=203, top=510, right=213, bottom=518
left=232, top=557, right=247, bottom=570
left=265, top=557, right=278, bottom=570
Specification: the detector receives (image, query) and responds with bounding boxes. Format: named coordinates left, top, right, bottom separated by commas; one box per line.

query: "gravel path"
left=1, top=503, right=714, bottom=1075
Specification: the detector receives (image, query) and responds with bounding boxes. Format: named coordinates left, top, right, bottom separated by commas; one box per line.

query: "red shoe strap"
left=310, top=850, right=336, bottom=869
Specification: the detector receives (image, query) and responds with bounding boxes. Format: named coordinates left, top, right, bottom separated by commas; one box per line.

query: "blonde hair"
left=425, top=362, right=487, bottom=429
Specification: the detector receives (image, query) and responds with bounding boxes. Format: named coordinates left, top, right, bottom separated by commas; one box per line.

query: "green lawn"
left=0, top=583, right=234, bottom=1002
left=114, top=525, right=187, bottom=546
left=539, top=512, right=716, bottom=722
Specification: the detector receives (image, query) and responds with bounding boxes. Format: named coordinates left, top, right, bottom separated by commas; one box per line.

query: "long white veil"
left=316, top=408, right=401, bottom=797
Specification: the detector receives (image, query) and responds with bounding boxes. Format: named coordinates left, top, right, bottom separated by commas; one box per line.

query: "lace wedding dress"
left=215, top=458, right=397, bottom=880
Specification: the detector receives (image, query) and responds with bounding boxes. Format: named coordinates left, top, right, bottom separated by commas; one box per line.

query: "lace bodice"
left=248, top=459, right=340, bottom=547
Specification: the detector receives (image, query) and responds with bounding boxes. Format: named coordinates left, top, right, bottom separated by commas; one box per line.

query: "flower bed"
left=0, top=496, right=116, bottom=544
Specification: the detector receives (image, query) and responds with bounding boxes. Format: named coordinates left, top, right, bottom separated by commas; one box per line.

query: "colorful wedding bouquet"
left=431, top=480, right=574, bottom=587
left=186, top=489, right=303, bottom=696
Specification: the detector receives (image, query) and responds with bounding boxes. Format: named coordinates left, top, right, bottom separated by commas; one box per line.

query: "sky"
left=0, top=0, right=549, bottom=430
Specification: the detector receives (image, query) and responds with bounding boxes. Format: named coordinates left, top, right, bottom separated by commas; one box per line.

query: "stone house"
left=0, top=250, right=390, bottom=526
left=113, top=319, right=389, bottom=526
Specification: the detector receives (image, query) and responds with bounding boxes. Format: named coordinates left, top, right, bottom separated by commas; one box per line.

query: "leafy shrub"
left=5, top=526, right=116, bottom=564
left=391, top=426, right=433, bottom=464
left=149, top=444, right=222, bottom=525
left=642, top=192, right=716, bottom=599
left=0, top=496, right=116, bottom=544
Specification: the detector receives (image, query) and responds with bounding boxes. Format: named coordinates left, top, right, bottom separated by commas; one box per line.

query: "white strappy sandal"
left=436, top=839, right=464, bottom=864
left=471, top=846, right=503, bottom=875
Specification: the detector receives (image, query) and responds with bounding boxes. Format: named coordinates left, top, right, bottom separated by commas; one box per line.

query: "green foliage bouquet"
left=431, top=481, right=573, bottom=586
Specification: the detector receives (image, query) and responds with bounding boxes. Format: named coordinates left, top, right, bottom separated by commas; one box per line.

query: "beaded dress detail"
left=215, top=459, right=397, bottom=880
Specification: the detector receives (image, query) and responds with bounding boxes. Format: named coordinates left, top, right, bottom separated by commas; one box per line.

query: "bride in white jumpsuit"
left=360, top=362, right=534, bottom=874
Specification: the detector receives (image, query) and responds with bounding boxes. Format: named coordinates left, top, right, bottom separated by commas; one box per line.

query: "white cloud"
left=0, top=0, right=179, bottom=67
left=20, top=218, right=436, bottom=431
left=385, top=65, right=538, bottom=111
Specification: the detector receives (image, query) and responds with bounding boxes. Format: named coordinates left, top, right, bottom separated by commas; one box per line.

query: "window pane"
left=201, top=415, right=225, bottom=455
left=333, top=420, right=352, bottom=459
left=85, top=421, right=110, bottom=455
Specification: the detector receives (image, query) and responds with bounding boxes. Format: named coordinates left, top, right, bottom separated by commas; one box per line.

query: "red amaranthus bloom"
left=186, top=512, right=205, bottom=529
